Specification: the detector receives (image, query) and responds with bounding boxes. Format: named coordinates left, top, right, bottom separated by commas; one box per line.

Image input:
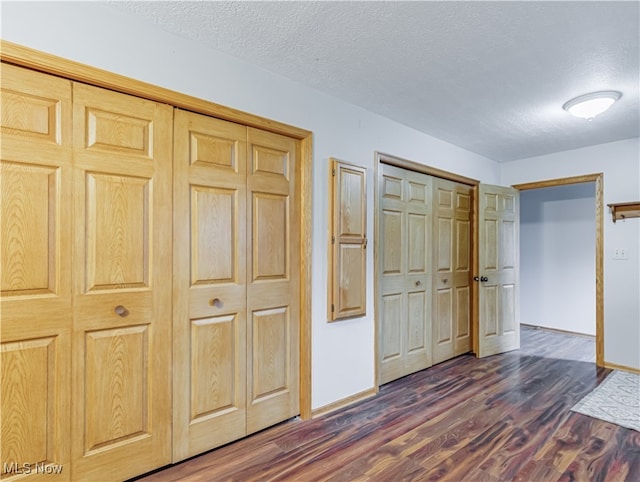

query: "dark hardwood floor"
left=137, top=326, right=639, bottom=481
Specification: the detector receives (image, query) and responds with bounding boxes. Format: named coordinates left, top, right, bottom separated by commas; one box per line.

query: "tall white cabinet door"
left=71, top=84, right=173, bottom=481
left=378, top=163, right=432, bottom=384
left=173, top=111, right=248, bottom=461
left=246, top=127, right=300, bottom=433
left=478, top=184, right=520, bottom=357
left=1, top=64, right=72, bottom=481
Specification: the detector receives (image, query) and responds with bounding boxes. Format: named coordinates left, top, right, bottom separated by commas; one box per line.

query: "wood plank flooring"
left=136, top=327, right=639, bottom=481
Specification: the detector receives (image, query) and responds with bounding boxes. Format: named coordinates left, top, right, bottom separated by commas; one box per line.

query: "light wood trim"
left=511, top=173, right=601, bottom=190
left=1, top=40, right=314, bottom=421
left=372, top=157, right=381, bottom=390
left=521, top=324, right=595, bottom=339
left=0, top=40, right=310, bottom=140
left=603, top=362, right=640, bottom=375
left=595, top=174, right=604, bottom=367
left=515, top=173, right=604, bottom=367
left=376, top=151, right=479, bottom=187
left=298, top=135, right=313, bottom=420
left=311, top=387, right=377, bottom=418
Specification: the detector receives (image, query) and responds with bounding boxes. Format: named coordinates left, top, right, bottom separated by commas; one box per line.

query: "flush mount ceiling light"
left=563, top=91, right=622, bottom=120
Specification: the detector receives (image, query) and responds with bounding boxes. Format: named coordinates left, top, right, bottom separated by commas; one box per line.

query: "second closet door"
left=173, top=111, right=299, bottom=461
left=432, top=178, right=472, bottom=364
left=378, top=163, right=432, bottom=384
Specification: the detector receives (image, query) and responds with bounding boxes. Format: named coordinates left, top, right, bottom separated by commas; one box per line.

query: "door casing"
left=512, top=174, right=604, bottom=367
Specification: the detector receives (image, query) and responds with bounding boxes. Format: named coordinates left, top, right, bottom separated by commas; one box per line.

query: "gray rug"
left=571, top=370, right=640, bottom=432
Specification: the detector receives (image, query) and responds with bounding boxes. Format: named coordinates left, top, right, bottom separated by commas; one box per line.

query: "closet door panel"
left=403, top=187, right=430, bottom=374
left=378, top=164, right=431, bottom=384
left=246, top=128, right=299, bottom=434
left=1, top=64, right=72, bottom=481
left=173, top=111, right=247, bottom=461
left=453, top=187, right=472, bottom=355
left=433, top=179, right=472, bottom=363
left=378, top=167, right=406, bottom=384
left=72, top=83, right=172, bottom=481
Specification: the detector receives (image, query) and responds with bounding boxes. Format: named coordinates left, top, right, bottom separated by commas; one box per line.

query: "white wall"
left=520, top=184, right=596, bottom=335
left=1, top=2, right=500, bottom=409
left=502, top=138, right=640, bottom=370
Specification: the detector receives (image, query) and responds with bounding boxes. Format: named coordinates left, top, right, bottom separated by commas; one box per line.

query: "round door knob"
left=114, top=305, right=129, bottom=317
left=415, top=280, right=422, bottom=287
left=209, top=298, right=223, bottom=308
left=481, top=276, right=489, bottom=282
left=473, top=276, right=480, bottom=282
left=443, top=278, right=448, bottom=284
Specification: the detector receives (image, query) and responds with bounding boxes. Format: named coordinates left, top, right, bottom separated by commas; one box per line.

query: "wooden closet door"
left=478, top=184, right=520, bottom=357
left=432, top=178, right=472, bottom=364
left=173, top=110, right=247, bottom=461
left=246, top=128, right=300, bottom=433
left=378, top=164, right=432, bottom=384
left=71, top=84, right=172, bottom=480
left=1, top=64, right=72, bottom=481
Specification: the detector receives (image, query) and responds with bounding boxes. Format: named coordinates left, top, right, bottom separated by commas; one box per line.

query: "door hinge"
left=332, top=236, right=335, bottom=244
left=331, top=304, right=335, bottom=312
left=332, top=168, right=336, bottom=176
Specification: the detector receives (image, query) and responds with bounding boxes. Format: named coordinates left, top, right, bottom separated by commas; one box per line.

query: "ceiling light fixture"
left=563, top=91, right=622, bottom=120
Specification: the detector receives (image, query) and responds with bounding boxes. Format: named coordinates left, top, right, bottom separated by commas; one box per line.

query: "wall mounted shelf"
left=608, top=202, right=640, bottom=223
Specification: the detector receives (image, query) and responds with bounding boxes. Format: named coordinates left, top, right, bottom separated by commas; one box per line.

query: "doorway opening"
left=513, top=174, right=604, bottom=366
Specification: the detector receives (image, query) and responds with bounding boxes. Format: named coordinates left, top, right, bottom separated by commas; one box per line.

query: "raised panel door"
left=432, top=178, right=472, bottom=364
left=71, top=83, right=172, bottom=481
left=1, top=64, right=72, bottom=481
left=478, top=184, right=520, bottom=357
left=378, top=164, right=431, bottom=384
left=246, top=127, right=299, bottom=433
left=173, top=110, right=247, bottom=461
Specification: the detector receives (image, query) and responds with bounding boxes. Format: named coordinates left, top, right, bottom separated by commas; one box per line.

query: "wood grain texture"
left=1, top=63, right=72, bottom=481
left=378, top=164, right=432, bottom=384
left=0, top=41, right=310, bottom=140
left=246, top=127, right=300, bottom=435
left=72, top=83, right=172, bottom=481
left=478, top=184, right=520, bottom=357
left=173, top=111, right=248, bottom=462
left=376, top=151, right=479, bottom=187
left=134, top=327, right=639, bottom=482
left=329, top=159, right=367, bottom=320
left=432, top=178, right=472, bottom=364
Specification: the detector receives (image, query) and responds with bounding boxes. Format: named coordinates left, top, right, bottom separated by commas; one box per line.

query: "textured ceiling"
left=106, top=1, right=640, bottom=162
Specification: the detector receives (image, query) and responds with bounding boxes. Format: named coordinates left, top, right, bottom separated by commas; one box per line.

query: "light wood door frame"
left=0, top=40, right=314, bottom=420
left=512, top=174, right=604, bottom=367
left=374, top=152, right=479, bottom=386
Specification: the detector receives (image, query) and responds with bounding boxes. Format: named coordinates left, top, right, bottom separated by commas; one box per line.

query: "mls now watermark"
left=3, top=462, right=64, bottom=475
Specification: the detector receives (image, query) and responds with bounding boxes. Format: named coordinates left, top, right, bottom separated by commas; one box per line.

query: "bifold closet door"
left=172, top=112, right=300, bottom=461
left=71, top=84, right=173, bottom=480
left=1, top=64, right=72, bottom=481
left=245, top=127, right=299, bottom=434
left=378, top=163, right=432, bottom=384
left=432, top=178, right=472, bottom=364
left=173, top=110, right=248, bottom=461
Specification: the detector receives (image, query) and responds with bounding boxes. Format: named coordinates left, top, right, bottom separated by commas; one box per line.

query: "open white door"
left=477, top=184, right=520, bottom=357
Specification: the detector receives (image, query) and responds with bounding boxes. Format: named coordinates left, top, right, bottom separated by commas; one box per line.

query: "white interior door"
left=477, top=184, right=520, bottom=357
